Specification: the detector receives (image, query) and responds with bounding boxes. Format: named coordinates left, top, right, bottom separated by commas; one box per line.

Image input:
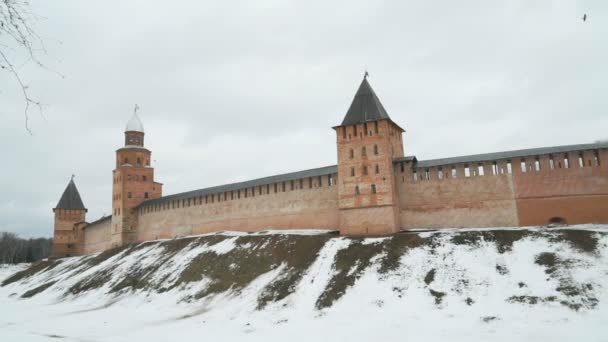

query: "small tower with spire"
left=333, top=75, right=405, bottom=235
left=111, top=107, right=162, bottom=248
left=52, top=177, right=87, bottom=257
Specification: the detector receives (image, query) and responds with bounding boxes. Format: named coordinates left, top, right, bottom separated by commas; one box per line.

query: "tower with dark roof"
left=111, top=111, right=163, bottom=248
left=52, top=177, right=88, bottom=257
left=334, top=75, right=405, bottom=235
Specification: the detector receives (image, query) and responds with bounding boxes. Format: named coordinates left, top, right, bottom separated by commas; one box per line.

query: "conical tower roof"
left=55, top=178, right=86, bottom=210
left=341, top=77, right=391, bottom=126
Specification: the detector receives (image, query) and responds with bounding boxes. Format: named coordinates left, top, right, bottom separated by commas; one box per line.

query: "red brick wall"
left=137, top=176, right=339, bottom=240
left=52, top=208, right=86, bottom=258
left=397, top=162, right=519, bottom=229
left=513, top=150, right=608, bottom=226
left=335, top=120, right=403, bottom=235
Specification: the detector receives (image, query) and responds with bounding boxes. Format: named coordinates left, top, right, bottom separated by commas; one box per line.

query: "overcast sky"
left=1, top=1, right=606, bottom=237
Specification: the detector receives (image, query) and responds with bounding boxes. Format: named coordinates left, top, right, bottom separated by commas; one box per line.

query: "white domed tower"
left=111, top=107, right=163, bottom=247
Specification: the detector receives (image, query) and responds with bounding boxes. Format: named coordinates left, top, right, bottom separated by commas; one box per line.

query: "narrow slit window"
left=349, top=149, right=354, bottom=159
left=425, top=169, right=430, bottom=180
left=594, top=150, right=600, bottom=166
left=318, top=176, right=322, bottom=187
left=355, top=186, right=360, bottom=195
left=564, top=155, right=570, bottom=169
left=374, top=121, right=379, bottom=134
left=371, top=184, right=377, bottom=194
left=478, top=164, right=484, bottom=176
left=578, top=154, right=584, bottom=168
left=342, top=127, right=346, bottom=139
left=534, top=159, right=541, bottom=171
left=374, top=145, right=379, bottom=155
left=375, top=164, right=380, bottom=174
left=492, top=162, right=498, bottom=175
left=549, top=157, right=555, bottom=170
left=520, top=159, right=527, bottom=173
left=350, top=167, right=355, bottom=177
left=309, top=178, right=313, bottom=188
left=507, top=160, right=513, bottom=174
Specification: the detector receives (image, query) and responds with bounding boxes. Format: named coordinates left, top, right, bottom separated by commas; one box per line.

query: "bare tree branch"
left=1, top=0, right=53, bottom=134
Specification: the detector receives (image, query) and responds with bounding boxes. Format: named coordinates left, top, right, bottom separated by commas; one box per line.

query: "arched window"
left=355, top=186, right=360, bottom=195
left=371, top=184, right=377, bottom=194
left=374, top=145, right=379, bottom=155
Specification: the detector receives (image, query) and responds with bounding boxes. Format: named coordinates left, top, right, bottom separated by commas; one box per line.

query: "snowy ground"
left=1, top=226, right=607, bottom=341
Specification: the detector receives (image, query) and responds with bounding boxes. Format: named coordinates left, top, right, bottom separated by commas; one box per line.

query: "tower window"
left=318, top=176, right=322, bottom=187
left=350, top=167, right=355, bottom=177
left=362, top=147, right=367, bottom=157
left=349, top=149, right=354, bottom=159
left=128, top=192, right=132, bottom=198
left=299, top=179, right=303, bottom=189
left=127, top=175, right=131, bottom=181
left=309, top=178, right=313, bottom=188
left=142, top=176, right=147, bottom=181
left=144, top=192, right=149, bottom=199
left=374, top=145, right=379, bottom=155
left=375, top=164, right=380, bottom=174
left=363, top=166, right=368, bottom=175
left=137, top=158, right=141, bottom=166
left=371, top=184, right=377, bottom=194
left=342, top=127, right=347, bottom=139
left=274, top=183, right=278, bottom=193
left=134, top=175, right=139, bottom=181
left=355, top=186, right=360, bottom=195
left=124, top=158, right=129, bottom=164
left=353, top=125, right=358, bottom=136
left=374, top=121, right=378, bottom=134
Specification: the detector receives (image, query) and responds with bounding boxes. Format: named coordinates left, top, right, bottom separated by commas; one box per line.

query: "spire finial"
left=71, top=174, right=75, bottom=181
left=364, top=70, right=369, bottom=79
left=134, top=104, right=140, bottom=116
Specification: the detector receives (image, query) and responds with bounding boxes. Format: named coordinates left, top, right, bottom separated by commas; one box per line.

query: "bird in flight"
left=583, top=14, right=587, bottom=21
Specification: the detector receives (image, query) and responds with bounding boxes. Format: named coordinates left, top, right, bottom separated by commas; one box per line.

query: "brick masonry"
left=52, top=78, right=608, bottom=256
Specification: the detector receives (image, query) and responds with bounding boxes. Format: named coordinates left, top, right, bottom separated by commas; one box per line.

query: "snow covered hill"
left=1, top=226, right=607, bottom=341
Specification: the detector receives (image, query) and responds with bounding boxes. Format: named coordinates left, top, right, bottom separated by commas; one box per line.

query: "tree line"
left=0, top=232, right=52, bottom=264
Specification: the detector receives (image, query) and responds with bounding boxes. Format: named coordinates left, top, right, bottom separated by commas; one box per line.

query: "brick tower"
left=111, top=109, right=162, bottom=247
left=334, top=76, right=405, bottom=235
left=52, top=177, right=87, bottom=257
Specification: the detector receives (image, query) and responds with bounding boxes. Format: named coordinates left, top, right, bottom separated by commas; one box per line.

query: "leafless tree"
left=1, top=0, right=56, bottom=134
left=0, top=232, right=52, bottom=264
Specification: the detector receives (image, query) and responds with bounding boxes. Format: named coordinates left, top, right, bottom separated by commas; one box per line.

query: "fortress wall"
left=396, top=162, right=518, bottom=229
left=396, top=147, right=608, bottom=229
left=513, top=150, right=608, bottom=226
left=83, top=218, right=111, bottom=254
left=137, top=176, right=339, bottom=240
